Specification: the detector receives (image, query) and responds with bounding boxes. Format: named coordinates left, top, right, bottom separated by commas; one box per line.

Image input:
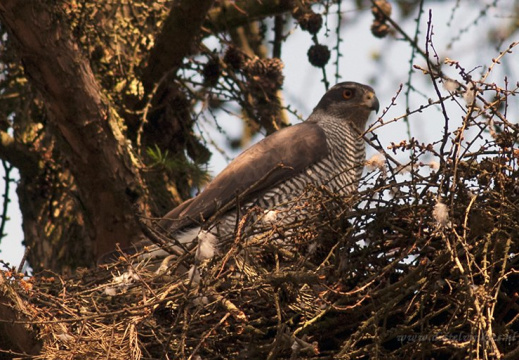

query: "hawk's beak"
left=365, top=91, right=380, bottom=114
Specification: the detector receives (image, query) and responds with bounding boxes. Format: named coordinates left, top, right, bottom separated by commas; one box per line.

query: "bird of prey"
left=104, top=82, right=379, bottom=264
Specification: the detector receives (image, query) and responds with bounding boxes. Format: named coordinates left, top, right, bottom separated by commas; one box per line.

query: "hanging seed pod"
left=307, top=44, right=331, bottom=68
left=299, top=12, right=323, bottom=35
left=202, top=58, right=220, bottom=87
left=223, top=46, right=245, bottom=70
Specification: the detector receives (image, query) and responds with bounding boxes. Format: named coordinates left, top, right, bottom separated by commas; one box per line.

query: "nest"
left=2, top=103, right=519, bottom=359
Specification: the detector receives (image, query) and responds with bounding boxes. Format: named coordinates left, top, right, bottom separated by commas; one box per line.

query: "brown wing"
left=159, top=121, right=328, bottom=231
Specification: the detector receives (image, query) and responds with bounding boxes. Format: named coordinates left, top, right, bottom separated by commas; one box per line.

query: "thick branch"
left=142, top=0, right=216, bottom=90
left=205, top=0, right=301, bottom=32
left=0, top=1, right=146, bottom=257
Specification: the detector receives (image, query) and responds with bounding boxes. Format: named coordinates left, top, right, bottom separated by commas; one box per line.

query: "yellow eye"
left=342, top=89, right=354, bottom=99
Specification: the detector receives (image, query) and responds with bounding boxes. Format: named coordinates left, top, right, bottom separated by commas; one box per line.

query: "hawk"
left=104, top=82, right=379, bottom=264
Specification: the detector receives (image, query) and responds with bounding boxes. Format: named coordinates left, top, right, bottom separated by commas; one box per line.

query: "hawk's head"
left=312, top=82, right=379, bottom=128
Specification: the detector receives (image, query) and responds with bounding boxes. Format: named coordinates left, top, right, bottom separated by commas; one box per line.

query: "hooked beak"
left=365, top=91, right=380, bottom=114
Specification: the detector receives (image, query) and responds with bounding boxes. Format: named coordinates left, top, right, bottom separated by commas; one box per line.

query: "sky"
left=0, top=1, right=517, bottom=268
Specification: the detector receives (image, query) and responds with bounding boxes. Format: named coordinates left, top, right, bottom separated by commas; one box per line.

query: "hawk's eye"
left=342, top=89, right=354, bottom=99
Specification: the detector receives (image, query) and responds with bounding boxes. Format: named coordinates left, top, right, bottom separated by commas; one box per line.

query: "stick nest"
left=2, top=118, right=519, bottom=360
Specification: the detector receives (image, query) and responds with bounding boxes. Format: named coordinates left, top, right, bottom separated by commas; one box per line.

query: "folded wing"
left=159, top=121, right=329, bottom=231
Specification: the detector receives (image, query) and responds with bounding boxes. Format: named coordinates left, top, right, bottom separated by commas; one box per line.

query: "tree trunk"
left=0, top=1, right=148, bottom=264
